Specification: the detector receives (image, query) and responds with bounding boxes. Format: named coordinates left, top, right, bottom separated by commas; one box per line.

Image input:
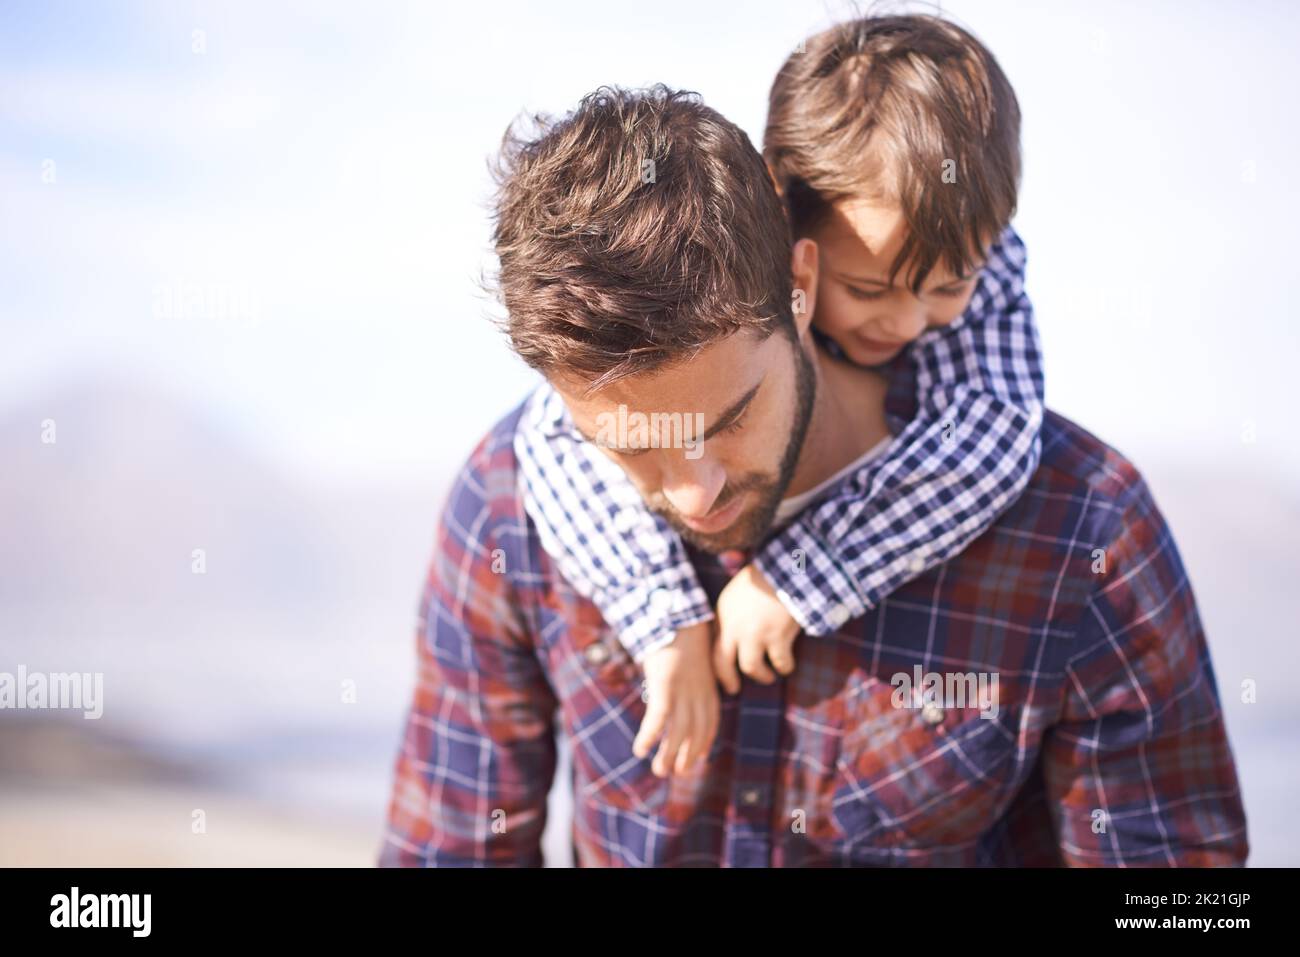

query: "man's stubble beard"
left=651, top=330, right=816, bottom=554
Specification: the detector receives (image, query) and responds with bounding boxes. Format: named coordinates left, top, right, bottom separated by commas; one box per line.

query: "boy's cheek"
left=815, top=293, right=868, bottom=338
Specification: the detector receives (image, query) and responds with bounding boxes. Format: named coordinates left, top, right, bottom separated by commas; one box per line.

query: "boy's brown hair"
left=491, top=85, right=793, bottom=393
left=764, top=13, right=1021, bottom=291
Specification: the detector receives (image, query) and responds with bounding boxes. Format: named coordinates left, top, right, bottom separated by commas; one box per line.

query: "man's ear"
left=790, top=237, right=819, bottom=338
left=765, top=160, right=784, bottom=198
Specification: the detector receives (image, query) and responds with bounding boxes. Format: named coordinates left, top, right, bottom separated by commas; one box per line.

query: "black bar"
left=0, top=866, right=1281, bottom=944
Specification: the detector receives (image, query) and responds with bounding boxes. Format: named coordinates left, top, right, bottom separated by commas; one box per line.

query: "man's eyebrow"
left=573, top=379, right=764, bottom=447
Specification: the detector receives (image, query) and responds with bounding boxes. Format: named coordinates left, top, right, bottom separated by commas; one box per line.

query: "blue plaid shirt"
left=515, top=225, right=1044, bottom=663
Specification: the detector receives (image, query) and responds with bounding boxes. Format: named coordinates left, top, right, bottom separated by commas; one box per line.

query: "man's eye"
left=845, top=285, right=886, bottom=301
left=585, top=434, right=647, bottom=456
left=603, top=443, right=649, bottom=457
left=718, top=411, right=748, bottom=436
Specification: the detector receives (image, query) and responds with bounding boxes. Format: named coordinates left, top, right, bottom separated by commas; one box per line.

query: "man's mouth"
left=678, top=492, right=748, bottom=534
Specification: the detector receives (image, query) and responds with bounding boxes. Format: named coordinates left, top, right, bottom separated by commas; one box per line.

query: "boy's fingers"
left=677, top=707, right=708, bottom=772
left=653, top=720, right=686, bottom=777
left=738, top=640, right=777, bottom=684
left=633, top=695, right=669, bottom=759
left=767, top=637, right=796, bottom=675
left=674, top=735, right=696, bottom=774
left=693, top=701, right=719, bottom=767
left=713, top=633, right=742, bottom=695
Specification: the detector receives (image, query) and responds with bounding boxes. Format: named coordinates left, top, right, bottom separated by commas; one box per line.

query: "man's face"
left=553, top=326, right=815, bottom=553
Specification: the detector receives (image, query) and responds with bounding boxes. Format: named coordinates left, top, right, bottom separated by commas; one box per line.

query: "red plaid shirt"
left=380, top=399, right=1247, bottom=866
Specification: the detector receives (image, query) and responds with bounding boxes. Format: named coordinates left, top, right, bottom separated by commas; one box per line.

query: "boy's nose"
left=880, top=302, right=928, bottom=341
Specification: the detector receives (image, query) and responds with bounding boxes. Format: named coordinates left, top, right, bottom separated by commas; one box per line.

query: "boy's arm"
left=379, top=448, right=558, bottom=867
left=1043, top=478, right=1248, bottom=866
left=753, top=226, right=1046, bottom=634
left=515, top=386, right=713, bottom=664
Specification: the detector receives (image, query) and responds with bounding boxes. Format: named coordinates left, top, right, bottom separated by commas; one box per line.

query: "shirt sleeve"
left=754, top=226, right=1046, bottom=635
left=1042, top=478, right=1249, bottom=866
left=514, top=385, right=714, bottom=664
left=379, top=453, right=559, bottom=867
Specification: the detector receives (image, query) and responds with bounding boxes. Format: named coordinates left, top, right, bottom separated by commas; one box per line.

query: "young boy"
left=515, top=14, right=1043, bottom=777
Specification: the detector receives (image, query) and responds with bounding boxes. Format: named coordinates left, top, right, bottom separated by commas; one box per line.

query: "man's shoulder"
left=443, top=398, right=529, bottom=520
left=1013, top=409, right=1158, bottom=548
left=464, top=398, right=528, bottom=475
left=1036, top=410, right=1146, bottom=499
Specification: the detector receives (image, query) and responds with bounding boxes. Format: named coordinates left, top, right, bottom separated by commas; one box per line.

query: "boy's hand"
left=713, top=563, right=801, bottom=694
left=632, top=620, right=720, bottom=777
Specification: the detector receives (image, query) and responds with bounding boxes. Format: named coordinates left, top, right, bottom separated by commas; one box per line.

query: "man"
left=379, top=86, right=1247, bottom=866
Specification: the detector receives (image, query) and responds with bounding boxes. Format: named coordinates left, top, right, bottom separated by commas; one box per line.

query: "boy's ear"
left=790, top=238, right=819, bottom=336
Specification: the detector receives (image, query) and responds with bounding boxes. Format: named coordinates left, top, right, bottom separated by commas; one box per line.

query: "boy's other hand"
left=713, top=563, right=801, bottom=693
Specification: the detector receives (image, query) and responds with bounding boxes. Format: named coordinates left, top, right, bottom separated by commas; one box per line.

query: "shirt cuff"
left=602, top=578, right=716, bottom=665
left=754, top=523, right=870, bottom=636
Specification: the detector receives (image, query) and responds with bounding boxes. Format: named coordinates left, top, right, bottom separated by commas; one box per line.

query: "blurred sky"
left=2, top=0, right=1298, bottom=485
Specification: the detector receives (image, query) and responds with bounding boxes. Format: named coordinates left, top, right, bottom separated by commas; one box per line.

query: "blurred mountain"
left=0, top=374, right=444, bottom=611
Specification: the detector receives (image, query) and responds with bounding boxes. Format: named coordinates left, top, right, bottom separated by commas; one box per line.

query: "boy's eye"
left=844, top=284, right=886, bottom=301
left=933, top=278, right=976, bottom=298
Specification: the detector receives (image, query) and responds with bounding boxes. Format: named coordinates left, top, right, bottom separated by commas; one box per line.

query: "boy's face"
left=808, top=199, right=985, bottom=366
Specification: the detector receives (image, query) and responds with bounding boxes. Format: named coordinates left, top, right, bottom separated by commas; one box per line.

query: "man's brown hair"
left=491, top=85, right=793, bottom=393
left=764, top=13, right=1021, bottom=291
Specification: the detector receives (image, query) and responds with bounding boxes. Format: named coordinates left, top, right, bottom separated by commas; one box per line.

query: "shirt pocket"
left=831, top=683, right=1021, bottom=849
left=562, top=612, right=671, bottom=817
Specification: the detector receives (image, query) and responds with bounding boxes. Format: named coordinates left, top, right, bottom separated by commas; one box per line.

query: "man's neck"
left=784, top=336, right=891, bottom=500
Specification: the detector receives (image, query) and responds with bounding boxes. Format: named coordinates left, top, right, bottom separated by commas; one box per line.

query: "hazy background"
left=2, top=0, right=1297, bottom=866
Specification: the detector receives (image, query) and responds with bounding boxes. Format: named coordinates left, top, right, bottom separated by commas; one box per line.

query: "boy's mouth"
left=855, top=333, right=909, bottom=353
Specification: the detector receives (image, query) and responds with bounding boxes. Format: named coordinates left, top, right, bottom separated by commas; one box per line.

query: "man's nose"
left=660, top=456, right=726, bottom=519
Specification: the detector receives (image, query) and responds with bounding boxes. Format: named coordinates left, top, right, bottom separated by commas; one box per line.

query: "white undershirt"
left=772, top=434, right=894, bottom=530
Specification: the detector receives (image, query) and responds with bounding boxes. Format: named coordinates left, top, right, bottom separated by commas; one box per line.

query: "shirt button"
left=921, top=703, right=945, bottom=725
left=740, top=787, right=762, bottom=806
left=828, top=605, right=850, bottom=628
left=584, top=642, right=611, bottom=665
left=909, top=554, right=927, bottom=574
